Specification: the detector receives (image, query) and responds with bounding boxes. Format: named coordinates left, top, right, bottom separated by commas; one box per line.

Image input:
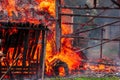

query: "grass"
left=48, top=76, right=120, bottom=80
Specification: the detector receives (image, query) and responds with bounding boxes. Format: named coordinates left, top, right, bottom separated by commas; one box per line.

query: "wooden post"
left=100, top=28, right=104, bottom=58
left=119, top=11, right=120, bottom=58
left=118, top=37, right=120, bottom=59
left=40, top=28, right=47, bottom=80
left=0, top=61, right=1, bottom=78
left=56, top=0, right=61, bottom=52
left=22, top=30, right=30, bottom=66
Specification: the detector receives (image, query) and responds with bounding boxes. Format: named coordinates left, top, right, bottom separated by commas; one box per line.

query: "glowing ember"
left=85, top=58, right=117, bottom=73
left=58, top=67, right=66, bottom=76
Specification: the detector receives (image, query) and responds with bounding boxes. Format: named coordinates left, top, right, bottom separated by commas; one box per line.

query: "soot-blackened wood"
left=40, top=30, right=45, bottom=69
left=31, top=24, right=42, bottom=59
left=20, top=30, right=29, bottom=79
left=0, top=29, right=16, bottom=79
left=27, top=31, right=35, bottom=58
left=14, top=30, right=24, bottom=61
left=40, top=29, right=47, bottom=80
left=0, top=22, right=48, bottom=79
left=22, top=22, right=30, bottom=67
left=27, top=30, right=36, bottom=76
left=36, top=46, right=39, bottom=79
left=12, top=31, right=21, bottom=60
left=22, top=30, right=30, bottom=66
left=3, top=31, right=11, bottom=55
left=0, top=62, right=1, bottom=77
left=30, top=30, right=41, bottom=79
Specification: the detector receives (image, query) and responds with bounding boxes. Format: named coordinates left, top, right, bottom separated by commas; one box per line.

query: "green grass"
left=48, top=76, right=120, bottom=80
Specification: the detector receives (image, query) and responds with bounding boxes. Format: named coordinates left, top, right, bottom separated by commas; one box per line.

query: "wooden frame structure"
left=55, top=0, right=120, bottom=58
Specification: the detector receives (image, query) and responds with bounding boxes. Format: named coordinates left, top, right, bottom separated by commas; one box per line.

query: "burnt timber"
left=0, top=22, right=48, bottom=79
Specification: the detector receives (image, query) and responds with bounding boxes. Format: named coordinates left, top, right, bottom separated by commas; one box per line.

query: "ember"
left=85, top=58, right=118, bottom=74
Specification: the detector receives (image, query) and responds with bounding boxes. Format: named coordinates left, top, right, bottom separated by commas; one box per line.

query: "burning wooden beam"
left=0, top=22, right=48, bottom=31
left=22, top=30, right=30, bottom=67
left=40, top=29, right=47, bottom=80
left=31, top=29, right=41, bottom=59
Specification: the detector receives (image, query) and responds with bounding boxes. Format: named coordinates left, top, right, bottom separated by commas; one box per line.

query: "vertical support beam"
left=0, top=62, right=1, bottom=78
left=0, top=38, right=2, bottom=76
left=56, top=0, right=61, bottom=51
left=20, top=30, right=30, bottom=79
left=22, top=30, right=30, bottom=66
left=119, top=11, right=120, bottom=58
left=34, top=29, right=41, bottom=79
left=118, top=10, right=120, bottom=58
left=100, top=28, right=103, bottom=58
left=118, top=35, right=120, bottom=59
left=39, top=28, right=47, bottom=80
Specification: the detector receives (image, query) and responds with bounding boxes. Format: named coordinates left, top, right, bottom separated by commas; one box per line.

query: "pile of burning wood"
left=85, top=58, right=120, bottom=75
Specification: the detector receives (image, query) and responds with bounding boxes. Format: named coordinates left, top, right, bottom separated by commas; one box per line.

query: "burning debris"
left=82, top=58, right=120, bottom=78
left=86, top=58, right=116, bottom=73
left=0, top=20, right=85, bottom=79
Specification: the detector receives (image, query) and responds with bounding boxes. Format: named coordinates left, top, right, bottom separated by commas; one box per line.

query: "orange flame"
left=0, top=0, right=83, bottom=76
left=85, top=59, right=116, bottom=73
left=58, top=67, right=66, bottom=76
left=1, top=0, right=17, bottom=16
left=36, top=0, right=55, bottom=16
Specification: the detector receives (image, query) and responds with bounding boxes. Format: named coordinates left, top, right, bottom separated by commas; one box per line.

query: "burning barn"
left=0, top=0, right=86, bottom=79
left=0, top=0, right=120, bottom=80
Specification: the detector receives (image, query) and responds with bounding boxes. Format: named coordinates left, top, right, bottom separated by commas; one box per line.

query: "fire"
left=1, top=0, right=118, bottom=78
left=35, top=0, right=83, bottom=75
left=37, top=0, right=55, bottom=16
left=1, top=0, right=16, bottom=16
left=58, top=67, right=66, bottom=76
left=98, top=64, right=105, bottom=70
left=0, top=0, right=83, bottom=77
left=85, top=58, right=117, bottom=73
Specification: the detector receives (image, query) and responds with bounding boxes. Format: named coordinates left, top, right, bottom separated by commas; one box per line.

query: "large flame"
left=0, top=0, right=83, bottom=76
